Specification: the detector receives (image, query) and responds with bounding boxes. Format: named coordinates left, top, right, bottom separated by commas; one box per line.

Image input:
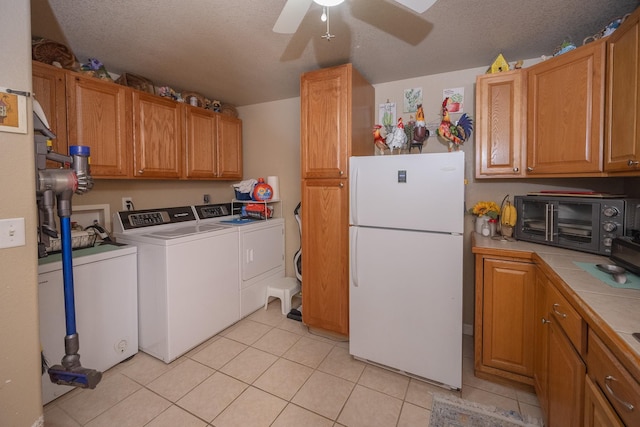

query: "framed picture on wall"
left=379, top=102, right=396, bottom=127
left=403, top=87, right=422, bottom=113
left=0, top=88, right=27, bottom=134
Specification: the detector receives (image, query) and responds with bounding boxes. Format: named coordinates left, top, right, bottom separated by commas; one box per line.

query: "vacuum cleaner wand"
left=34, top=100, right=100, bottom=389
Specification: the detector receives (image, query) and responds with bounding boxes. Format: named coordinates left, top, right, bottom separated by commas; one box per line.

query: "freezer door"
left=349, top=226, right=463, bottom=389
left=350, top=152, right=464, bottom=233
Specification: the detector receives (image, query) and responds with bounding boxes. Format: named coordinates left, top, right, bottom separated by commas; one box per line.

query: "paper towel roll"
left=267, top=176, right=280, bottom=201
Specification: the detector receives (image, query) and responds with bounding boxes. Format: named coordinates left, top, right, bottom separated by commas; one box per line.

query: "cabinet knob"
left=339, top=170, right=344, bottom=176
left=339, top=182, right=344, bottom=188
left=513, top=167, right=519, bottom=172
left=527, top=167, right=533, bottom=172
left=541, top=317, right=551, bottom=324
left=138, top=169, right=144, bottom=174
left=628, top=159, right=639, bottom=167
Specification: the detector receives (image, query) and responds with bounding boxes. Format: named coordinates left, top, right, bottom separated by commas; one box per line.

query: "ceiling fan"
left=273, top=0, right=437, bottom=34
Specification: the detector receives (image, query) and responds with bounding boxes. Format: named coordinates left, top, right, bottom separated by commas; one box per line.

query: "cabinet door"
left=475, top=70, right=526, bottom=177
left=547, top=321, right=586, bottom=427
left=527, top=39, right=605, bottom=175
left=301, top=66, right=349, bottom=179
left=66, top=74, right=130, bottom=177
left=481, top=258, right=535, bottom=378
left=184, top=105, right=217, bottom=179
left=216, top=114, right=242, bottom=179
left=584, top=375, right=624, bottom=427
left=605, top=9, right=640, bottom=172
left=32, top=61, right=68, bottom=164
left=533, top=270, right=550, bottom=420
left=133, top=92, right=183, bottom=178
left=301, top=178, right=349, bottom=335
left=242, top=223, right=284, bottom=282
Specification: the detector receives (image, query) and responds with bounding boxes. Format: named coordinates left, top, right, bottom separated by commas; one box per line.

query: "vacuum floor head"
left=48, top=365, right=102, bottom=389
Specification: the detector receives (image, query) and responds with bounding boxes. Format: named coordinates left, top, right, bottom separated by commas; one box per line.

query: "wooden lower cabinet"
left=547, top=321, right=586, bottom=427
left=533, top=269, right=550, bottom=413
left=301, top=178, right=349, bottom=336
left=475, top=256, right=535, bottom=384
left=584, top=375, right=624, bottom=427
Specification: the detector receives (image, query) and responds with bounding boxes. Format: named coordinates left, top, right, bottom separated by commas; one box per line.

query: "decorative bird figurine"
left=386, top=117, right=408, bottom=154
left=410, top=104, right=429, bottom=153
left=372, top=124, right=389, bottom=155
left=436, top=98, right=473, bottom=151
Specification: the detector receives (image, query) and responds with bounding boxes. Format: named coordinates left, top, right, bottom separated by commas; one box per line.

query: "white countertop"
left=472, top=233, right=640, bottom=373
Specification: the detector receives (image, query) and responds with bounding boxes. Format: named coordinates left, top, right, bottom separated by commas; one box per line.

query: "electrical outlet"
left=122, top=197, right=133, bottom=211
left=203, top=194, right=210, bottom=204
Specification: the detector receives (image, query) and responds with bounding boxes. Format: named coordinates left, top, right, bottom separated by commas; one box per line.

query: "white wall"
left=373, top=63, right=625, bottom=327
left=0, top=0, right=44, bottom=425
left=237, top=98, right=302, bottom=277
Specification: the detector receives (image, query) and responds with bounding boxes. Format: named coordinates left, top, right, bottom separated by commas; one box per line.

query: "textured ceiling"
left=31, top=0, right=639, bottom=107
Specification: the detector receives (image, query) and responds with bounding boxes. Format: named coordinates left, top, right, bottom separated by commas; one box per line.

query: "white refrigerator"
left=349, top=152, right=464, bottom=389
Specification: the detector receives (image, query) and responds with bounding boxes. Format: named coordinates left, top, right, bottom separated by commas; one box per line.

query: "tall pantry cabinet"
left=300, top=63, right=374, bottom=336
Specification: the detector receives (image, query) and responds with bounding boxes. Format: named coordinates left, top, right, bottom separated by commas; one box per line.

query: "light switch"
left=0, top=218, right=26, bottom=249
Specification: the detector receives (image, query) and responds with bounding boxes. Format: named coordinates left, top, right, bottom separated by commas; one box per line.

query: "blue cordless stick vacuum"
left=34, top=100, right=101, bottom=389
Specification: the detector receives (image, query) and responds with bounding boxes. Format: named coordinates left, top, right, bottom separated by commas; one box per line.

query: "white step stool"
left=264, top=277, right=300, bottom=315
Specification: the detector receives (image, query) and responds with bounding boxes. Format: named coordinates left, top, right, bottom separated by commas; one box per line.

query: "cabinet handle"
left=604, top=375, right=635, bottom=412
left=628, top=159, right=639, bottom=167
left=527, top=166, right=533, bottom=172
left=513, top=167, right=519, bottom=172
left=552, top=303, right=567, bottom=318
left=541, top=317, right=551, bottom=324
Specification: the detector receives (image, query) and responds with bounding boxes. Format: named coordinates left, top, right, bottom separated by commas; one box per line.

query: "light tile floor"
left=44, top=300, right=543, bottom=426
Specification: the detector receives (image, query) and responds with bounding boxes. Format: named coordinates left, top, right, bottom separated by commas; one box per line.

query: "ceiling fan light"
left=313, top=0, right=345, bottom=7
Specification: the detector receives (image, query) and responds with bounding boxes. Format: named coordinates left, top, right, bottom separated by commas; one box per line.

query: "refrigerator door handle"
left=350, top=227, right=358, bottom=287
left=350, top=165, right=358, bottom=224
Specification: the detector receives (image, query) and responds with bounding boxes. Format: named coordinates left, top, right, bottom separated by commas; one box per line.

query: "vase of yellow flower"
left=469, top=201, right=501, bottom=234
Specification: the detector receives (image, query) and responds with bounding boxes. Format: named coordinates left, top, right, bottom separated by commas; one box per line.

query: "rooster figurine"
left=436, top=98, right=473, bottom=151
left=372, top=124, right=389, bottom=155
left=386, top=117, right=408, bottom=153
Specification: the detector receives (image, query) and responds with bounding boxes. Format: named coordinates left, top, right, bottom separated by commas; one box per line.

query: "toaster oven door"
left=515, top=196, right=601, bottom=254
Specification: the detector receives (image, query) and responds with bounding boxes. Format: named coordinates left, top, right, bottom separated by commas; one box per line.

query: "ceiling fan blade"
left=393, top=0, right=437, bottom=13
left=273, top=0, right=314, bottom=33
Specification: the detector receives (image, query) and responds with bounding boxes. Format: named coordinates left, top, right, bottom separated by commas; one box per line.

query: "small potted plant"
left=469, top=201, right=500, bottom=234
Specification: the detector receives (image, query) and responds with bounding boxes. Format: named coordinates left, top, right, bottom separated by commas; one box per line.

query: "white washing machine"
left=193, top=203, right=285, bottom=317
left=38, top=243, right=138, bottom=404
left=113, top=206, right=239, bottom=363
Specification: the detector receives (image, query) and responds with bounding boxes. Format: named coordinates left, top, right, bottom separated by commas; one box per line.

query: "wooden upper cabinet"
left=301, top=64, right=374, bottom=179
left=527, top=39, right=605, bottom=175
left=216, top=114, right=242, bottom=179
left=184, top=106, right=242, bottom=180
left=184, top=105, right=217, bottom=179
left=605, top=8, right=640, bottom=173
left=32, top=62, right=68, bottom=162
left=475, top=69, right=526, bottom=178
left=66, top=73, right=131, bottom=178
left=133, top=91, right=183, bottom=179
